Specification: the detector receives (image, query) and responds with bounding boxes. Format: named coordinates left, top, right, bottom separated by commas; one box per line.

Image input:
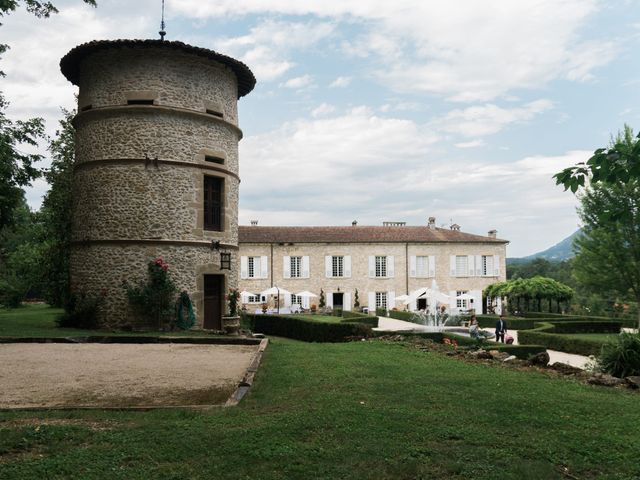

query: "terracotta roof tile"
left=239, top=226, right=508, bottom=244
left=60, top=39, right=256, bottom=98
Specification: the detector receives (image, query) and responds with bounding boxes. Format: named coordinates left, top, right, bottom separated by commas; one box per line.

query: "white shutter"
left=496, top=297, right=502, bottom=315
left=428, top=255, right=435, bottom=277
left=240, top=256, right=248, bottom=279
left=467, top=255, right=475, bottom=277
left=368, top=256, right=375, bottom=277
left=476, top=255, right=482, bottom=276
left=260, top=256, right=268, bottom=279
left=326, top=291, right=333, bottom=308
left=284, top=294, right=292, bottom=307
left=409, top=255, right=417, bottom=277
left=302, top=295, right=310, bottom=309
left=344, top=292, right=352, bottom=311
left=240, top=291, right=249, bottom=303
left=368, top=292, right=375, bottom=309
left=450, top=256, right=456, bottom=276
left=387, top=256, right=394, bottom=278
left=494, top=255, right=500, bottom=276
left=470, top=290, right=481, bottom=313
left=450, top=290, right=457, bottom=309
left=302, top=256, right=310, bottom=278
left=325, top=256, right=332, bottom=278
left=388, top=291, right=395, bottom=309
left=344, top=256, right=351, bottom=278
left=409, top=298, right=417, bottom=311
left=283, top=256, right=291, bottom=279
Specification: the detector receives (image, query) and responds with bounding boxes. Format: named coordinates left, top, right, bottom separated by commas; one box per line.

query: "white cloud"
left=454, top=140, right=485, bottom=149
left=437, top=100, right=554, bottom=137
left=329, top=76, right=352, bottom=88
left=213, top=19, right=334, bottom=82
left=173, top=0, right=614, bottom=101
left=311, top=103, right=336, bottom=117
left=282, top=74, right=314, bottom=89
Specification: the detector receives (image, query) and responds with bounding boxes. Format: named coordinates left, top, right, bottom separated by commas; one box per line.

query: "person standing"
left=495, top=315, right=508, bottom=343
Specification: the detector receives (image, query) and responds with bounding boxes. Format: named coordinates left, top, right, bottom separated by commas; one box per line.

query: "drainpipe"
left=405, top=242, right=409, bottom=295
left=270, top=243, right=274, bottom=287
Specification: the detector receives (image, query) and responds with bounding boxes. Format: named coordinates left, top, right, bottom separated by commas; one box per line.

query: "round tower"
left=60, top=40, right=255, bottom=329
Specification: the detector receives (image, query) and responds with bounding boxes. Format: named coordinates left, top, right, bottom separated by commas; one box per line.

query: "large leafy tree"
left=573, top=180, right=640, bottom=328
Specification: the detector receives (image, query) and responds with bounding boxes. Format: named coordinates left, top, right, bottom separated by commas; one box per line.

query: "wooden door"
left=203, top=275, right=223, bottom=330
left=332, top=292, right=344, bottom=308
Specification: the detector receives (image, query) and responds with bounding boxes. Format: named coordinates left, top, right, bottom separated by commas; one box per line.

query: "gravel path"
left=0, top=343, right=259, bottom=409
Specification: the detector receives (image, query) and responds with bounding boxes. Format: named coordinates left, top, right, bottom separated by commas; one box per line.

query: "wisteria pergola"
left=484, top=276, right=574, bottom=314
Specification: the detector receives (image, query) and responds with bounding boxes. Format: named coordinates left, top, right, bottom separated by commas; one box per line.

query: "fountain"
left=406, top=280, right=467, bottom=333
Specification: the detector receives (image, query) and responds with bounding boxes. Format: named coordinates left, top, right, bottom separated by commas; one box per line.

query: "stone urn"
left=222, top=316, right=240, bottom=335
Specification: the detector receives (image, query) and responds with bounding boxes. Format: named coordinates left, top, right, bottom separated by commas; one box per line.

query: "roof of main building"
left=239, top=226, right=508, bottom=244
left=60, top=39, right=256, bottom=98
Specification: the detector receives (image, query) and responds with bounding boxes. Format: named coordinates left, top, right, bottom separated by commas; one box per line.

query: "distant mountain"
left=508, top=230, right=581, bottom=264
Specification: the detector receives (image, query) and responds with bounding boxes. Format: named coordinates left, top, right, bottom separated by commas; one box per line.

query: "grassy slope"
left=1, top=337, right=639, bottom=479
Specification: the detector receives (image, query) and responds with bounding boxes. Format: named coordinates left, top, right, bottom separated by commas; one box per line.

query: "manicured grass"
left=0, top=304, right=214, bottom=338
left=1, top=337, right=639, bottom=479
left=291, top=314, right=340, bottom=323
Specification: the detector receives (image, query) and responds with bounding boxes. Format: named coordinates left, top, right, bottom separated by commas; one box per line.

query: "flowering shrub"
left=227, top=288, right=240, bottom=316
left=124, top=257, right=177, bottom=329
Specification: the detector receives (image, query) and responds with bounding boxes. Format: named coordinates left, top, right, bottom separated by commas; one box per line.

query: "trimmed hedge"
left=521, top=312, right=637, bottom=328
left=388, top=310, right=419, bottom=323
left=372, top=330, right=545, bottom=359
left=341, top=310, right=379, bottom=327
left=375, top=307, right=388, bottom=317
left=245, top=313, right=372, bottom=342
left=476, top=316, right=535, bottom=330
left=518, top=321, right=621, bottom=356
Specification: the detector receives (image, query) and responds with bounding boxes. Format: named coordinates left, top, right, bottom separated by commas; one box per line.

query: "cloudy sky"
left=2, top=0, right=640, bottom=256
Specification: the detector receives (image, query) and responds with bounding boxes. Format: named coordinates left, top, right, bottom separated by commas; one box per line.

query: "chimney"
left=427, top=217, right=436, bottom=229
left=450, top=223, right=460, bottom=231
left=488, top=229, right=497, bottom=239
left=250, top=220, right=258, bottom=226
left=352, top=220, right=358, bottom=226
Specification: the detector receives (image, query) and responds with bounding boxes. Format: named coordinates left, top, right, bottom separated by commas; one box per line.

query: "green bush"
left=124, top=258, right=177, bottom=329
left=332, top=308, right=343, bottom=317
left=57, top=291, right=101, bottom=329
left=375, top=307, right=387, bottom=317
left=341, top=310, right=379, bottom=327
left=388, top=310, right=414, bottom=321
left=599, top=332, right=640, bottom=378
left=521, top=312, right=637, bottom=328
left=476, top=316, right=535, bottom=330
left=0, top=276, right=24, bottom=308
left=245, top=314, right=372, bottom=342
left=518, top=321, right=617, bottom=356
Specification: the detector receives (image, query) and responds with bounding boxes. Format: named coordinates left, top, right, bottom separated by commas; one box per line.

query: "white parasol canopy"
left=456, top=293, right=475, bottom=300
left=260, top=286, right=292, bottom=296
left=296, top=290, right=318, bottom=298
left=394, top=294, right=410, bottom=302
left=239, top=290, right=256, bottom=297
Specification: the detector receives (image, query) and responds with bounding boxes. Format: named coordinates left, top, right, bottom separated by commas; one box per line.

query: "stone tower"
left=60, top=40, right=255, bottom=329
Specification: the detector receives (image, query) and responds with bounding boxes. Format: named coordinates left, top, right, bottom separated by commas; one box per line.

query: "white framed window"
left=291, top=294, right=302, bottom=305
left=375, top=256, right=387, bottom=277
left=481, top=255, right=493, bottom=276
left=455, top=256, right=468, bottom=276
left=290, top=256, right=302, bottom=278
left=375, top=292, right=388, bottom=309
left=456, top=290, right=468, bottom=309
left=247, top=295, right=260, bottom=303
left=332, top=256, right=344, bottom=277
left=248, top=256, right=259, bottom=278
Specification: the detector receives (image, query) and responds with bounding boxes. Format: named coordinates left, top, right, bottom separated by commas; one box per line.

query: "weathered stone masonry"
left=60, top=40, right=255, bottom=327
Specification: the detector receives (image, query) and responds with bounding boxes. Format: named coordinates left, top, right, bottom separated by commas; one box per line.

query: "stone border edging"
left=0, top=336, right=261, bottom=345
left=226, top=337, right=269, bottom=407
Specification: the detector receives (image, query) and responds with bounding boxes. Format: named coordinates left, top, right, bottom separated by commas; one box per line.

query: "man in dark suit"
left=495, top=315, right=508, bottom=343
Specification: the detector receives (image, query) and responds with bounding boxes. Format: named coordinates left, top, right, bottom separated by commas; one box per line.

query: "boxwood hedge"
left=341, top=310, right=379, bottom=327
left=245, top=313, right=372, bottom=342
left=518, top=321, right=622, bottom=356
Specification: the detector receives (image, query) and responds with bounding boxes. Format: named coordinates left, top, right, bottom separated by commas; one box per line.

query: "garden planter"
left=222, top=316, right=240, bottom=335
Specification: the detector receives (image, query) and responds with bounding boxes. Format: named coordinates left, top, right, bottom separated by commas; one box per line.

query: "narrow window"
left=375, top=292, right=388, bottom=309
left=332, top=256, right=344, bottom=277
left=481, top=255, right=494, bottom=276
left=290, top=256, right=302, bottom=278
left=127, top=99, right=155, bottom=105
left=206, top=109, right=224, bottom=118
left=375, top=256, right=387, bottom=277
left=204, top=176, right=224, bottom=231
left=204, top=155, right=224, bottom=165
left=80, top=104, right=92, bottom=112
left=247, top=257, right=260, bottom=279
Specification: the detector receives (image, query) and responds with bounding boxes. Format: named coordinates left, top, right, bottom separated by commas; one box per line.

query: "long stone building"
left=238, top=219, right=508, bottom=314
left=60, top=40, right=255, bottom=329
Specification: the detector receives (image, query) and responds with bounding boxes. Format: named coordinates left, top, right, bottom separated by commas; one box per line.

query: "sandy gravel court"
left=0, top=343, right=259, bottom=409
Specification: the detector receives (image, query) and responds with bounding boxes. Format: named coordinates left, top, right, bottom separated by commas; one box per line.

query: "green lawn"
left=291, top=313, right=340, bottom=323
left=0, top=304, right=214, bottom=337
left=560, top=333, right=620, bottom=343
left=1, top=335, right=639, bottom=479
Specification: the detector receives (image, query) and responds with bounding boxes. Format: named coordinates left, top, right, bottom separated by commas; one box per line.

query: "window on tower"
left=204, top=176, right=224, bottom=231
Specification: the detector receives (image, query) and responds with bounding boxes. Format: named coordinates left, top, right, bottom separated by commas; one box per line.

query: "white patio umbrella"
left=456, top=293, right=475, bottom=300
left=394, top=294, right=410, bottom=302
left=296, top=290, right=318, bottom=298
left=260, top=286, right=291, bottom=313
left=239, top=290, right=256, bottom=297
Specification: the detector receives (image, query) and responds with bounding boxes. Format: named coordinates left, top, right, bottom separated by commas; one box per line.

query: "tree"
left=554, top=125, right=640, bottom=196
left=39, top=108, right=75, bottom=306
left=572, top=179, right=640, bottom=329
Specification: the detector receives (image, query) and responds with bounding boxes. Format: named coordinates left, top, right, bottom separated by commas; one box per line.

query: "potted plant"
left=222, top=288, right=241, bottom=335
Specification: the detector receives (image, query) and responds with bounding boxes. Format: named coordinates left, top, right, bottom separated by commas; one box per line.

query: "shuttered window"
left=204, top=176, right=224, bottom=231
